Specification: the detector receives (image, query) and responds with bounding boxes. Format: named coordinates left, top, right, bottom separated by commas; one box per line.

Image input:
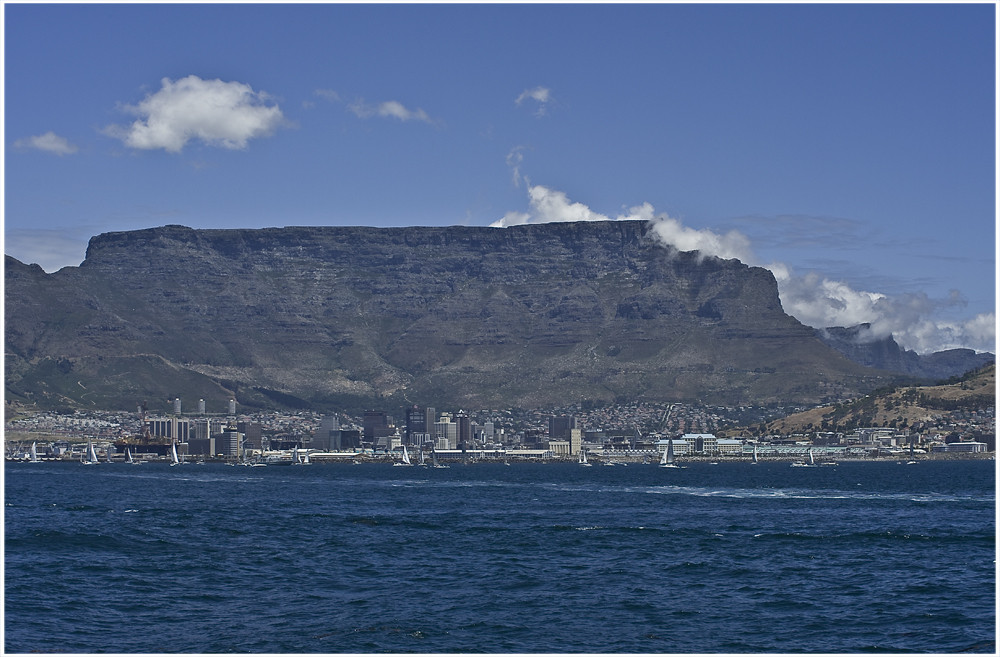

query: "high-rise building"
left=549, top=415, right=578, bottom=441
left=434, top=417, right=457, bottom=449
left=425, top=406, right=436, bottom=439
left=455, top=411, right=471, bottom=450
left=405, top=406, right=427, bottom=445
left=363, top=410, right=394, bottom=446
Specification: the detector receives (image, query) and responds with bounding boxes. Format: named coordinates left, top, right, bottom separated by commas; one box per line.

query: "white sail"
left=87, top=440, right=99, bottom=464
left=29, top=442, right=38, bottom=463
left=752, top=444, right=759, bottom=463
left=125, top=447, right=134, bottom=464
left=808, top=449, right=814, bottom=465
left=302, top=450, right=311, bottom=465
left=170, top=441, right=180, bottom=465
left=402, top=445, right=411, bottom=465
left=579, top=450, right=592, bottom=466
left=660, top=438, right=680, bottom=468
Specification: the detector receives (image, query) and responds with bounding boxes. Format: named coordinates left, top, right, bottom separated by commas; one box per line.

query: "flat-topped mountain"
left=6, top=221, right=894, bottom=412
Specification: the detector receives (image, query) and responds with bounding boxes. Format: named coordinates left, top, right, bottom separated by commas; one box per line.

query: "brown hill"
left=762, top=363, right=995, bottom=435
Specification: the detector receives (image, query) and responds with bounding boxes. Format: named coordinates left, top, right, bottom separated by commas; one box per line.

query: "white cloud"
left=515, top=86, right=553, bottom=116
left=348, top=98, right=433, bottom=123
left=494, top=184, right=994, bottom=354
left=105, top=75, right=285, bottom=152
left=13, top=131, right=78, bottom=156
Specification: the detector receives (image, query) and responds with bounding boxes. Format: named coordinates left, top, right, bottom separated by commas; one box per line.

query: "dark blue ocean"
left=4, top=459, right=995, bottom=653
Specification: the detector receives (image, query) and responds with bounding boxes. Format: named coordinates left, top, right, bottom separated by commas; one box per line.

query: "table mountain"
left=6, top=221, right=892, bottom=412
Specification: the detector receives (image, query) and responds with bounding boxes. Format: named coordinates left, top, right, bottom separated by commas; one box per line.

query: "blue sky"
left=4, top=2, right=995, bottom=354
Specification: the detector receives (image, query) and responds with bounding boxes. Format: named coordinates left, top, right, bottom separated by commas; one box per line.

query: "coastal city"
left=6, top=395, right=994, bottom=464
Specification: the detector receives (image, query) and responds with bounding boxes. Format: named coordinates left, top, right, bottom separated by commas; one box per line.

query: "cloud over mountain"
left=495, top=184, right=994, bottom=355
left=105, top=75, right=285, bottom=152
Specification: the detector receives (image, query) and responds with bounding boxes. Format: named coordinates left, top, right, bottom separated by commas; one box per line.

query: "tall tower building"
left=405, top=406, right=426, bottom=446
left=455, top=411, right=471, bottom=450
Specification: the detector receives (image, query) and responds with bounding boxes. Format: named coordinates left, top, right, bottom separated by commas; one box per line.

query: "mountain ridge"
left=6, top=221, right=905, bottom=412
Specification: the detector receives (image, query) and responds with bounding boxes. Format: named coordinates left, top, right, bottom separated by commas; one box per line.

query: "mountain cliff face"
left=6, top=221, right=890, bottom=412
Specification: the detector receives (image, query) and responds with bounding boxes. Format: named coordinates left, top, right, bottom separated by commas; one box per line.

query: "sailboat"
left=125, top=446, right=141, bottom=465
left=394, top=444, right=412, bottom=466
left=751, top=444, right=759, bottom=464
left=432, top=448, right=449, bottom=469
left=82, top=440, right=99, bottom=465
left=301, top=450, right=311, bottom=465
left=170, top=441, right=182, bottom=466
left=29, top=442, right=39, bottom=463
left=578, top=450, right=592, bottom=466
left=790, top=448, right=817, bottom=468
left=660, top=438, right=681, bottom=468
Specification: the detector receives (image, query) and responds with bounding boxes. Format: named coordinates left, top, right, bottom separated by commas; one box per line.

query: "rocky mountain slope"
left=6, top=221, right=895, bottom=412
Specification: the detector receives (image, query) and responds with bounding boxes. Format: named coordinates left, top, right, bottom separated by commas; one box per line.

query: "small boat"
left=29, top=442, right=39, bottom=463
left=579, top=450, right=592, bottom=467
left=751, top=445, right=759, bottom=464
left=660, top=438, right=681, bottom=468
left=125, top=447, right=142, bottom=465
left=432, top=449, right=449, bottom=469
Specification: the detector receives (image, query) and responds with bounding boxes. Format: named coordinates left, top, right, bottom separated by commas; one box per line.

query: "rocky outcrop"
left=6, top=221, right=891, bottom=411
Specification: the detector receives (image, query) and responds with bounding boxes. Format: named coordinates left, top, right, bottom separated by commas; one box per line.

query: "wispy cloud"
left=348, top=98, right=434, bottom=124
left=515, top=86, right=553, bottom=116
left=13, top=131, right=78, bottom=156
left=494, top=184, right=995, bottom=354
left=506, top=146, right=527, bottom=187
left=104, top=75, right=286, bottom=152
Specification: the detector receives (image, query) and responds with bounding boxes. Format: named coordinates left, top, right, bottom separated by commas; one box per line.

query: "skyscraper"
left=405, top=406, right=426, bottom=445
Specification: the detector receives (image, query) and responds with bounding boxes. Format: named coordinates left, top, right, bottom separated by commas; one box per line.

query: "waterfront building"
left=146, top=417, right=191, bottom=442
left=685, top=433, right=718, bottom=454
left=548, top=440, right=570, bottom=456
left=655, top=439, right=691, bottom=456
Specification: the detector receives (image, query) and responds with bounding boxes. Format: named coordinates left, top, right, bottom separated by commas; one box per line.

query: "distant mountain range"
left=4, top=221, right=990, bottom=413
left=817, top=324, right=993, bottom=380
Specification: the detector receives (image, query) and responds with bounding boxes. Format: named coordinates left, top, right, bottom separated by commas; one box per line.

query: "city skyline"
left=4, top=3, right=994, bottom=354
